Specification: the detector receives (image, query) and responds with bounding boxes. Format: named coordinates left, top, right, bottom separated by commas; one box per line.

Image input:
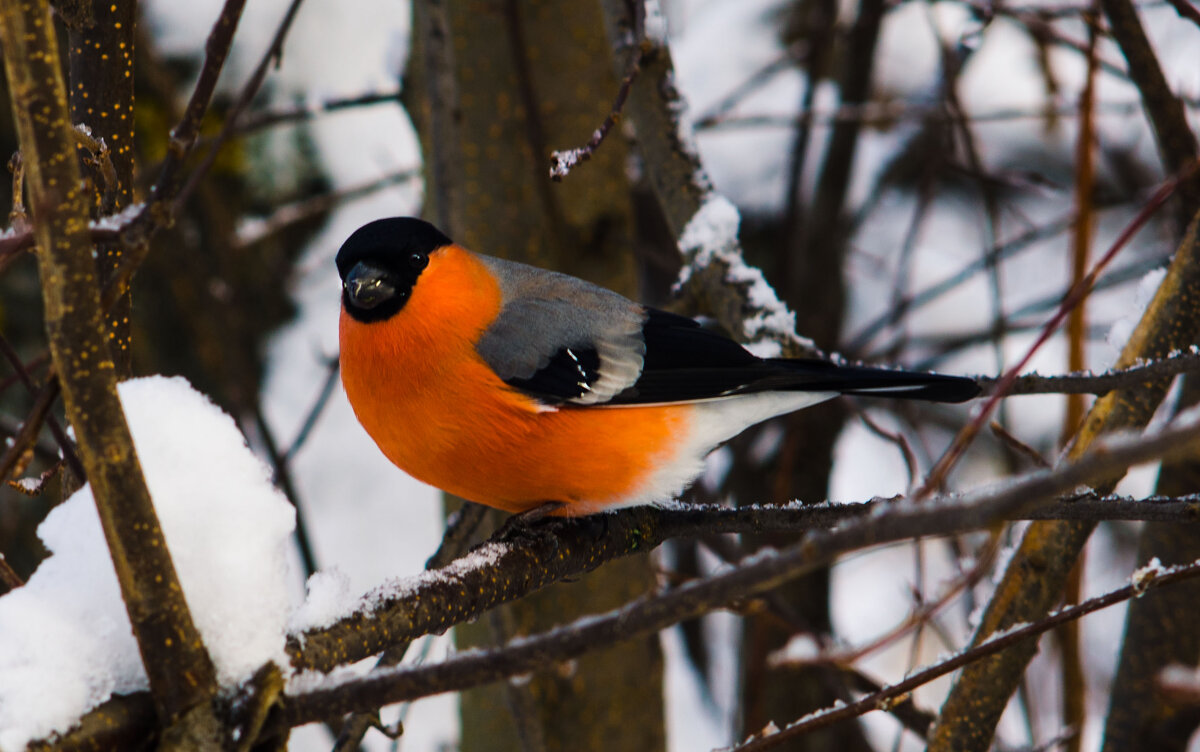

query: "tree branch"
left=931, top=207, right=1200, bottom=748
left=978, top=350, right=1200, bottom=396
left=1100, top=0, right=1200, bottom=229
left=266, top=411, right=1200, bottom=736
left=290, top=407, right=1200, bottom=675
left=35, top=405, right=1200, bottom=748
left=732, top=558, right=1200, bottom=752
left=0, top=0, right=218, bottom=724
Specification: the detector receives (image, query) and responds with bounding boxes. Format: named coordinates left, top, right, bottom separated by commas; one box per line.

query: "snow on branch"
left=979, top=348, right=1200, bottom=395
left=597, top=0, right=821, bottom=359
left=26, top=397, right=1200, bottom=748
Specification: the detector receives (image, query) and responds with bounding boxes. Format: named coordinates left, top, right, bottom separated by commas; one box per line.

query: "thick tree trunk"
left=406, top=1, right=665, bottom=750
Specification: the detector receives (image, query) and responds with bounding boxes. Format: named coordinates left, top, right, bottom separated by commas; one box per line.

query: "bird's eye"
left=408, top=252, right=428, bottom=270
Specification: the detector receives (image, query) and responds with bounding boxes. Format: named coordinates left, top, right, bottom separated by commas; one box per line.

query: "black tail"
left=768, top=358, right=981, bottom=403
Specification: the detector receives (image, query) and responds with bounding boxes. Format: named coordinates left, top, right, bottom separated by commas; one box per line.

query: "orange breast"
left=339, top=245, right=689, bottom=514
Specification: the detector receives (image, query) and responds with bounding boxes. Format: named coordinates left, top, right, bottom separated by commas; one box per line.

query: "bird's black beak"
left=344, top=262, right=398, bottom=310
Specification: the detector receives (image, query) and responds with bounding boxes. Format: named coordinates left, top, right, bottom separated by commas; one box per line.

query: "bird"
left=337, top=217, right=980, bottom=517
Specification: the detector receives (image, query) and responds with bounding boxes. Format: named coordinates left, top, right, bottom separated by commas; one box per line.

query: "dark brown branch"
left=0, top=0, right=218, bottom=723
left=252, top=407, right=318, bottom=580
left=1162, top=0, right=1200, bottom=28
left=1100, top=0, right=1200, bottom=228
left=66, top=0, right=138, bottom=373
left=732, top=558, right=1200, bottom=752
left=267, top=413, right=1200, bottom=734
left=226, top=89, right=402, bottom=139
left=35, top=409, right=1200, bottom=749
left=121, top=0, right=247, bottom=246
left=0, top=334, right=81, bottom=479
left=283, top=357, right=340, bottom=461
left=175, top=0, right=307, bottom=210
left=0, top=379, right=62, bottom=486
left=978, top=351, right=1200, bottom=396
left=289, top=410, right=1200, bottom=675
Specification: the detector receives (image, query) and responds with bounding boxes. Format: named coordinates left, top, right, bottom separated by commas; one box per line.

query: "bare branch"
left=232, top=168, right=419, bottom=250
left=978, top=350, right=1200, bottom=396
left=0, top=0, right=218, bottom=724
left=176, top=0, right=308, bottom=210
left=549, top=50, right=641, bottom=180
left=290, top=408, right=1200, bottom=674
left=268, top=412, right=1200, bottom=735
left=0, top=333, right=81, bottom=478
left=731, top=558, right=1200, bottom=752
left=919, top=164, right=1196, bottom=496
left=227, top=89, right=402, bottom=138
left=36, top=411, right=1200, bottom=749
left=0, top=552, right=23, bottom=592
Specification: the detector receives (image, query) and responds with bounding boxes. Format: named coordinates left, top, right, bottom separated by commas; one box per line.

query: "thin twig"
left=176, top=0, right=308, bottom=211
left=0, top=334, right=82, bottom=479
left=848, top=212, right=1077, bottom=354
left=990, top=421, right=1052, bottom=469
left=917, top=161, right=1198, bottom=497
left=729, top=559, right=1200, bottom=751
left=282, top=357, right=340, bottom=461
left=855, top=410, right=920, bottom=490
left=269, top=414, right=1200, bottom=732
left=699, top=98, right=1200, bottom=132
left=253, top=407, right=318, bottom=579
left=0, top=378, right=60, bottom=487
left=769, top=532, right=1002, bottom=669
left=977, top=350, right=1200, bottom=396
left=234, top=168, right=419, bottom=251
left=225, top=89, right=402, bottom=139
left=549, top=46, right=643, bottom=180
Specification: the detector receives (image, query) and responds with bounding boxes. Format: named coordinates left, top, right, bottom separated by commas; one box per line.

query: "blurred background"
left=0, top=0, right=1196, bottom=749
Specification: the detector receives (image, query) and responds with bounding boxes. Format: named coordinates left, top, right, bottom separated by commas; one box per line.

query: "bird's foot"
left=493, top=501, right=566, bottom=545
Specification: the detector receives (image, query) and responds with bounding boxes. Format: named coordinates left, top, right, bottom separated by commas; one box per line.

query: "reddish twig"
left=917, top=161, right=1200, bottom=498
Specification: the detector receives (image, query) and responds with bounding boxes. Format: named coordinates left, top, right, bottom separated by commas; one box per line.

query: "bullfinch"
left=337, top=217, right=979, bottom=516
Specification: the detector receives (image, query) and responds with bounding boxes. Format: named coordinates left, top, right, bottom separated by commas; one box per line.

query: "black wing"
left=493, top=305, right=978, bottom=406
left=504, top=344, right=604, bottom=401
left=605, top=309, right=979, bottom=405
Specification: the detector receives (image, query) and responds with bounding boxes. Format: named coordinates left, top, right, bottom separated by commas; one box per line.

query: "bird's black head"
left=336, top=217, right=453, bottom=323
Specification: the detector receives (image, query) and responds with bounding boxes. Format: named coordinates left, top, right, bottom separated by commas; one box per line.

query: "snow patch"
left=0, top=376, right=296, bottom=750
